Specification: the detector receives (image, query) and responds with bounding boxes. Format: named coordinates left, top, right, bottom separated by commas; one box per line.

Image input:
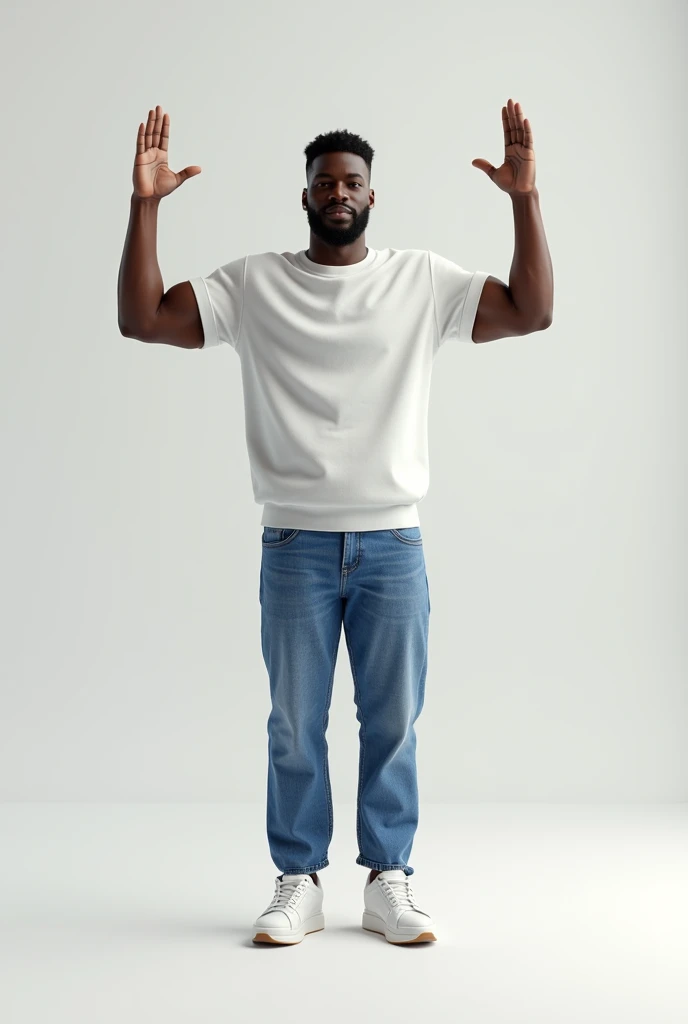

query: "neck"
left=306, top=238, right=368, bottom=266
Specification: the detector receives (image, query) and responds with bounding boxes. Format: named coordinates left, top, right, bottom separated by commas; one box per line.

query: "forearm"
left=508, top=188, right=554, bottom=325
left=117, top=194, right=164, bottom=337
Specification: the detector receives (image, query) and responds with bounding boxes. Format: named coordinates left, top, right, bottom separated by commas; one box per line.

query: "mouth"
left=326, top=208, right=352, bottom=218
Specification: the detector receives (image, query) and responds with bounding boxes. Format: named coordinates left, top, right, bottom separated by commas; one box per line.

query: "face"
left=302, top=153, right=374, bottom=247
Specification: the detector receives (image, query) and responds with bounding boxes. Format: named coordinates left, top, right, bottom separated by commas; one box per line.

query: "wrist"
left=131, top=192, right=161, bottom=205
left=509, top=186, right=539, bottom=201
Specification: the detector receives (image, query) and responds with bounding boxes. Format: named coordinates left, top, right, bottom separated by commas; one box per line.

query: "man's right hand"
left=132, top=105, right=202, bottom=200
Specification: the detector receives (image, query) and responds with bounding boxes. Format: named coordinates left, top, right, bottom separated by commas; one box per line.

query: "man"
left=117, top=99, right=554, bottom=946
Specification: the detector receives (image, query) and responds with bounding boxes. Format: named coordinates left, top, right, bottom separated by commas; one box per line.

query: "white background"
left=1, top=0, right=686, bottom=804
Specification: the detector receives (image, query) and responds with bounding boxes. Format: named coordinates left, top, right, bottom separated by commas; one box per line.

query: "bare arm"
left=507, top=187, right=553, bottom=327
left=472, top=189, right=553, bottom=343
left=471, top=97, right=554, bottom=343
left=117, top=104, right=203, bottom=345
left=117, top=194, right=164, bottom=338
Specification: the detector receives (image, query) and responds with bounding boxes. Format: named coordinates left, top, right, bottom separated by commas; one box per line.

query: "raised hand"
left=472, top=98, right=536, bottom=195
left=132, top=105, right=202, bottom=200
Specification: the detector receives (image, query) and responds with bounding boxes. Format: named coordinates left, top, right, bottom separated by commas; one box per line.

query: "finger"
left=159, top=112, right=170, bottom=154
left=136, top=122, right=146, bottom=155
left=472, top=158, right=495, bottom=178
left=152, top=105, right=163, bottom=149
left=501, top=105, right=509, bottom=149
left=506, top=97, right=517, bottom=146
left=178, top=165, right=202, bottom=183
left=145, top=108, right=155, bottom=150
left=523, top=116, right=533, bottom=149
left=514, top=100, right=525, bottom=146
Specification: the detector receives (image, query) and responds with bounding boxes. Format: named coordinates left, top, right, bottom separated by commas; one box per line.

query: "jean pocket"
left=389, top=526, right=423, bottom=545
left=262, top=527, right=301, bottom=548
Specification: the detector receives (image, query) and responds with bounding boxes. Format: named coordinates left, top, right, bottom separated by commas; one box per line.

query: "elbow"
left=518, top=314, right=552, bottom=336
left=118, top=322, right=148, bottom=342
left=532, top=310, right=553, bottom=331
left=513, top=303, right=553, bottom=335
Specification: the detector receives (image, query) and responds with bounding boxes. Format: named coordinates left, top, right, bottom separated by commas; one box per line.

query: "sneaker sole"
left=362, top=910, right=437, bottom=944
left=252, top=912, right=325, bottom=945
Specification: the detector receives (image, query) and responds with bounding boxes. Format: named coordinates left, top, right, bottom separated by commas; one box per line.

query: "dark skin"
left=118, top=101, right=552, bottom=346
left=301, top=97, right=553, bottom=343
left=301, top=152, right=374, bottom=267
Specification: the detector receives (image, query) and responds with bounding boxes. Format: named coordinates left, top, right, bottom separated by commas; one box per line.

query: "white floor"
left=1, top=803, right=686, bottom=1023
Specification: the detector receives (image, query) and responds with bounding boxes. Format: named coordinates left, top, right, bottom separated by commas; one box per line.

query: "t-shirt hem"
left=260, top=502, right=421, bottom=531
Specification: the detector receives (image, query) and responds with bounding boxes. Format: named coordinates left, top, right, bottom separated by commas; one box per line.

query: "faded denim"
left=259, top=526, right=431, bottom=877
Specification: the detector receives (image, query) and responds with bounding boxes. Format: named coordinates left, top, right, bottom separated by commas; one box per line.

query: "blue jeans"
left=259, top=526, right=431, bottom=877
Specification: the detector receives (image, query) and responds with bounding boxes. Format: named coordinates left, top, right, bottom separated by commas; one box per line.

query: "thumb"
left=471, top=158, right=494, bottom=178
left=177, top=165, right=202, bottom=184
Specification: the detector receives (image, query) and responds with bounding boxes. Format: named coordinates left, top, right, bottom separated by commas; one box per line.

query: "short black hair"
left=304, top=130, right=375, bottom=184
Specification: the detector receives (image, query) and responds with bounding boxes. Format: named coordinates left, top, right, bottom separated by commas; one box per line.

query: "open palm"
left=472, top=98, right=536, bottom=195
left=132, top=105, right=202, bottom=200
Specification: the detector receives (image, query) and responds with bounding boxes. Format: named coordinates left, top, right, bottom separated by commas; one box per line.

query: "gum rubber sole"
left=252, top=926, right=324, bottom=945
left=362, top=910, right=437, bottom=944
left=252, top=914, right=325, bottom=944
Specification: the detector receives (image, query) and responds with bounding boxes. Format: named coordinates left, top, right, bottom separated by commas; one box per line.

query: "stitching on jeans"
left=322, top=629, right=338, bottom=846
left=344, top=620, right=366, bottom=853
left=390, top=528, right=423, bottom=546
left=261, top=528, right=301, bottom=548
left=341, top=531, right=361, bottom=573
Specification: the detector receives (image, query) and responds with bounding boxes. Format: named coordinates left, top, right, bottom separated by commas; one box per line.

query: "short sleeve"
left=428, top=250, right=490, bottom=347
left=188, top=255, right=246, bottom=351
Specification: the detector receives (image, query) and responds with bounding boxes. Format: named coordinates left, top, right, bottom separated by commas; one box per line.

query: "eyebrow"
left=312, top=172, right=365, bottom=181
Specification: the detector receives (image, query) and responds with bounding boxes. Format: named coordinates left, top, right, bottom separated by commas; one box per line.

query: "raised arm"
left=471, top=97, right=554, bottom=343
left=117, top=104, right=204, bottom=346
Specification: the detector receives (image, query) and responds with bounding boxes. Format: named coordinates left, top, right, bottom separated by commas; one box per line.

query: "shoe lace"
left=265, top=876, right=307, bottom=913
left=379, top=876, right=422, bottom=911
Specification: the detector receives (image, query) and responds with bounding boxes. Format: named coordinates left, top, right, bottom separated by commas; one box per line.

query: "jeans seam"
left=262, top=529, right=301, bottom=548
left=390, top=529, right=423, bottom=546
left=322, top=630, right=338, bottom=848
left=344, top=623, right=366, bottom=855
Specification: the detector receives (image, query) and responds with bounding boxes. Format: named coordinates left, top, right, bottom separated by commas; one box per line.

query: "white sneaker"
left=252, top=873, right=325, bottom=945
left=362, top=869, right=437, bottom=944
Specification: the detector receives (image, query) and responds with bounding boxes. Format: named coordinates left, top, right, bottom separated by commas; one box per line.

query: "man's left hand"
left=472, top=98, right=536, bottom=196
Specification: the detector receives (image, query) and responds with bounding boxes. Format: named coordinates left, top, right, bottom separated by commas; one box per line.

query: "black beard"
left=303, top=202, right=371, bottom=247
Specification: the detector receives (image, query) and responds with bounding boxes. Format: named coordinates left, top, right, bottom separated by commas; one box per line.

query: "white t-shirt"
left=189, top=247, right=489, bottom=531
